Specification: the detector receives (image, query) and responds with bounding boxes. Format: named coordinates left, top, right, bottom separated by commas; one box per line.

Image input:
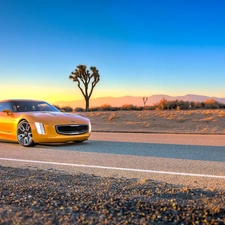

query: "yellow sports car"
left=0, top=99, right=91, bottom=147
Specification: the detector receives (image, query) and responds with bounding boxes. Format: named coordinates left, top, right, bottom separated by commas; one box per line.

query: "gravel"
left=0, top=166, right=225, bottom=225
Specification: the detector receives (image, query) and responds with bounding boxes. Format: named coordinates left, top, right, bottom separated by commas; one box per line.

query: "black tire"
left=73, top=140, right=86, bottom=143
left=17, top=120, right=35, bottom=147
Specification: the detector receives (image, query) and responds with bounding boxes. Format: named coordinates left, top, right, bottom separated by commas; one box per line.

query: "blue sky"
left=0, top=0, right=225, bottom=103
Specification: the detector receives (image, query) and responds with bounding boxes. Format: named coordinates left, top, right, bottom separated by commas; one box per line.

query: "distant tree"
left=69, top=65, right=100, bottom=111
left=178, top=100, right=190, bottom=110
left=159, top=98, right=168, bottom=110
left=218, top=102, right=225, bottom=109
left=192, top=101, right=204, bottom=109
left=143, top=97, right=148, bottom=107
left=167, top=100, right=178, bottom=110
left=204, top=99, right=219, bottom=109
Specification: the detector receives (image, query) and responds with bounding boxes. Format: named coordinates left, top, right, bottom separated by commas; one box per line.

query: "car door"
left=0, top=101, right=14, bottom=134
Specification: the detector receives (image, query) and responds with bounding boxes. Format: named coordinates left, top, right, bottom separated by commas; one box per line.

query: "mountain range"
left=53, top=94, right=225, bottom=108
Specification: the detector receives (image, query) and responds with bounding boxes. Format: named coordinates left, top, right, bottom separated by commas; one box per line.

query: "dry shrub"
left=99, top=104, right=112, bottom=111
left=61, top=106, right=73, bottom=112
left=108, top=113, right=117, bottom=121
left=184, top=111, right=192, bottom=115
left=124, top=121, right=142, bottom=125
left=167, top=113, right=175, bottom=120
left=158, top=112, right=167, bottom=117
left=218, top=111, right=225, bottom=118
left=121, top=104, right=136, bottom=110
left=89, top=112, right=96, bottom=117
left=89, top=107, right=100, bottom=111
left=195, top=110, right=201, bottom=114
left=75, top=107, right=84, bottom=112
left=89, top=112, right=101, bottom=117
left=204, top=99, right=220, bottom=109
left=200, top=116, right=215, bottom=122
left=176, top=117, right=189, bottom=123
left=145, top=123, right=151, bottom=127
left=204, top=110, right=212, bottom=115
left=144, top=105, right=155, bottom=110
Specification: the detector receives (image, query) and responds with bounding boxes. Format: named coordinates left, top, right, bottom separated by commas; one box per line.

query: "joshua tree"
left=143, top=97, right=148, bottom=107
left=69, top=65, right=100, bottom=111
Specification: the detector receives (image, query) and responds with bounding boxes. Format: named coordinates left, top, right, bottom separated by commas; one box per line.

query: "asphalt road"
left=0, top=132, right=225, bottom=190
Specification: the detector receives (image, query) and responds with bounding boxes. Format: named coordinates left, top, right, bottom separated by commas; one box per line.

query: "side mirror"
left=2, top=109, right=13, bottom=115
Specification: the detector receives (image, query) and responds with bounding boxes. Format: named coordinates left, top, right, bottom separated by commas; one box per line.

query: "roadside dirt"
left=1, top=166, right=225, bottom=224
left=81, top=109, right=225, bottom=134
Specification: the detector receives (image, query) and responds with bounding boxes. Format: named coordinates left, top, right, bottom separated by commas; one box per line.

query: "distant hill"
left=53, top=94, right=225, bottom=108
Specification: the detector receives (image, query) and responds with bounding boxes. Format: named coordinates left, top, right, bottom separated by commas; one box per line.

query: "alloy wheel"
left=17, top=120, right=35, bottom=147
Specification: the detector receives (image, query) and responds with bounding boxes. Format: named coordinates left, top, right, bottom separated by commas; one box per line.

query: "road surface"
left=0, top=132, right=225, bottom=190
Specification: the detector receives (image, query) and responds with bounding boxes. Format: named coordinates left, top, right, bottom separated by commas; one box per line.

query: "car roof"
left=1, top=99, right=44, bottom=102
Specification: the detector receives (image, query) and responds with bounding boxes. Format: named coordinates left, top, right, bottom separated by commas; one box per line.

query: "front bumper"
left=31, top=123, right=91, bottom=143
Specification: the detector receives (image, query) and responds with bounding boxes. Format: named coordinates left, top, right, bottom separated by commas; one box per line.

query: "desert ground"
left=82, top=109, right=225, bottom=134
left=1, top=109, right=225, bottom=224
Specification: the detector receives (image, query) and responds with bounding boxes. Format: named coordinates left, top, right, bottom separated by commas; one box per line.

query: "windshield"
left=12, top=101, right=59, bottom=112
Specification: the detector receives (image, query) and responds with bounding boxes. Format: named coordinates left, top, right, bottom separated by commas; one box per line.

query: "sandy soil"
left=1, top=166, right=225, bottom=224
left=81, top=109, right=225, bottom=134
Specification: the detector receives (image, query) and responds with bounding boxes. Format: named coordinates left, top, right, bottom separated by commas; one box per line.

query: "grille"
left=56, top=124, right=89, bottom=135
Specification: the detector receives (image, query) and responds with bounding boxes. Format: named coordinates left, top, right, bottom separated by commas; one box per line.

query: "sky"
left=0, top=0, right=225, bottom=104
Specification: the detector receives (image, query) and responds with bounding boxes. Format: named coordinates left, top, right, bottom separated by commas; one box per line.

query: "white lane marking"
left=0, top=157, right=225, bottom=179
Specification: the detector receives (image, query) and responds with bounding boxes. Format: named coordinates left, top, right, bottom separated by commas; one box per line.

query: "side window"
left=0, top=102, right=12, bottom=112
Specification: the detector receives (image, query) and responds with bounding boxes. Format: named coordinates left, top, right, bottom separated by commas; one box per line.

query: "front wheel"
left=17, top=120, right=35, bottom=147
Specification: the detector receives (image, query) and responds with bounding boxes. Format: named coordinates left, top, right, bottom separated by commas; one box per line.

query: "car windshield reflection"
left=13, top=101, right=59, bottom=112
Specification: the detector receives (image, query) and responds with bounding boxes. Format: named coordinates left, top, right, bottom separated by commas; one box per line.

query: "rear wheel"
left=17, top=120, right=35, bottom=147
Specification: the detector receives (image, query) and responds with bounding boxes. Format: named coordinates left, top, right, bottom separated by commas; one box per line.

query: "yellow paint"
left=0, top=99, right=91, bottom=147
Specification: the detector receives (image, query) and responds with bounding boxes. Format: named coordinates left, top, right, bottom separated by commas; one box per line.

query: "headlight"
left=35, top=122, right=46, bottom=134
left=89, top=122, right=92, bottom=133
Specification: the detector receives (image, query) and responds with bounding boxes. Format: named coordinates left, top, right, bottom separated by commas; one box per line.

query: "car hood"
left=23, top=112, right=90, bottom=125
